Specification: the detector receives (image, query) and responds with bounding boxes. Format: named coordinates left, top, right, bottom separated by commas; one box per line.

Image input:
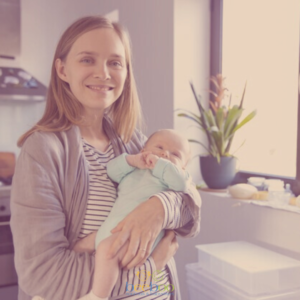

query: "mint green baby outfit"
left=95, top=153, right=191, bottom=249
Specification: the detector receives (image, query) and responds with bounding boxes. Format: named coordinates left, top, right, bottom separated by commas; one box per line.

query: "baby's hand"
left=126, top=153, right=149, bottom=169
left=144, top=153, right=159, bottom=169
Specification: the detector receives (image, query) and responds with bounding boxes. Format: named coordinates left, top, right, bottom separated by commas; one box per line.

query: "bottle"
left=283, top=184, right=294, bottom=204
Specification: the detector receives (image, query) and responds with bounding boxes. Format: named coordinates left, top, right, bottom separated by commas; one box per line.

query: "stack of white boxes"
left=186, top=241, right=300, bottom=300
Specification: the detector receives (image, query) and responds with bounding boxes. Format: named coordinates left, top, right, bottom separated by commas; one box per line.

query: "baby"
left=78, top=129, right=192, bottom=300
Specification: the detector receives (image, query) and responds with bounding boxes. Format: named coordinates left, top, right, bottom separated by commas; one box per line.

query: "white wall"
left=173, top=1, right=211, bottom=298
left=174, top=0, right=211, bottom=186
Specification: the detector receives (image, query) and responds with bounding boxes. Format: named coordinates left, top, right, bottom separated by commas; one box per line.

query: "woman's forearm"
left=154, top=191, right=193, bottom=230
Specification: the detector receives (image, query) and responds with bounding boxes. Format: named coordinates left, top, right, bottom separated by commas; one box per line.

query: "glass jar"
left=247, top=177, right=266, bottom=191
left=265, top=179, right=285, bottom=203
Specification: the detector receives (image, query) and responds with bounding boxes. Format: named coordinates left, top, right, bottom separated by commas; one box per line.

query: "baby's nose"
left=161, top=150, right=169, bottom=158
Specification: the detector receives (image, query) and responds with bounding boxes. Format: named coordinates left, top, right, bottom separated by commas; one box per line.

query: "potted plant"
left=178, top=74, right=256, bottom=189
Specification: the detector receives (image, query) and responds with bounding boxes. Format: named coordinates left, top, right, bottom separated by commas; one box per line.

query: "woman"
left=10, top=16, right=201, bottom=300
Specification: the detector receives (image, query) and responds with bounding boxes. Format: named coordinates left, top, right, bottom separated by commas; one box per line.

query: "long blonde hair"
left=18, top=16, right=142, bottom=146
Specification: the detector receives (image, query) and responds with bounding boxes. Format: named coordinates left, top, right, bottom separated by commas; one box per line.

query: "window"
left=211, top=0, right=300, bottom=194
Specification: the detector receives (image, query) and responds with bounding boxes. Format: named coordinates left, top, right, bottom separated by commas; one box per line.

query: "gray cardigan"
left=10, top=118, right=201, bottom=300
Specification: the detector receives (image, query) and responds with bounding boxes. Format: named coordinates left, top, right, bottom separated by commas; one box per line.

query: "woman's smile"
left=86, top=84, right=114, bottom=92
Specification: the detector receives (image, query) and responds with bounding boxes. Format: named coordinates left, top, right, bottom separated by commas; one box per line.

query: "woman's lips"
left=86, top=85, right=113, bottom=91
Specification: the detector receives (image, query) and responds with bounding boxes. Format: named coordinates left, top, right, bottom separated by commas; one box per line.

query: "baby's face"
left=143, top=130, right=190, bottom=168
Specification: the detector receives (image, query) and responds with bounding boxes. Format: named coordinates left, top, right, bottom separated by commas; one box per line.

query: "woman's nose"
left=93, top=64, right=111, bottom=80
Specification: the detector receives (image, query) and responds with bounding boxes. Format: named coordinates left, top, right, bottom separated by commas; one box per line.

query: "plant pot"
left=200, top=156, right=237, bottom=189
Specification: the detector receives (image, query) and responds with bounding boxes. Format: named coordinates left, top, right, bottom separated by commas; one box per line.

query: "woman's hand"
left=151, top=230, right=179, bottom=270
left=71, top=231, right=97, bottom=254
left=107, top=196, right=165, bottom=269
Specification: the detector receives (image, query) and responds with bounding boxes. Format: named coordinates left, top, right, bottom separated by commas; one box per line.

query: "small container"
left=265, top=179, right=285, bottom=203
left=282, top=184, right=294, bottom=204
left=247, top=177, right=266, bottom=191
left=195, top=241, right=300, bottom=296
left=186, top=262, right=300, bottom=300
left=289, top=195, right=300, bottom=207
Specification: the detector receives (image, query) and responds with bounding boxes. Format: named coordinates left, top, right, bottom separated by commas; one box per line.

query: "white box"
left=196, top=241, right=300, bottom=295
left=186, top=263, right=300, bottom=300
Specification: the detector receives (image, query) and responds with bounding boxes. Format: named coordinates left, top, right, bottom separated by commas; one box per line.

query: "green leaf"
left=216, top=108, right=225, bottom=130
left=188, top=139, right=212, bottom=155
left=211, top=129, right=226, bottom=156
left=223, top=106, right=243, bottom=139
left=231, top=140, right=246, bottom=156
left=177, top=113, right=202, bottom=126
left=232, top=110, right=257, bottom=134
left=206, top=109, right=217, bottom=127
left=176, top=108, right=201, bottom=121
left=239, top=81, right=247, bottom=109
left=189, top=82, right=216, bottom=149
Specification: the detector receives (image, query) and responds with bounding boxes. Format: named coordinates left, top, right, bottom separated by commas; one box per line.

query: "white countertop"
left=199, top=189, right=300, bottom=214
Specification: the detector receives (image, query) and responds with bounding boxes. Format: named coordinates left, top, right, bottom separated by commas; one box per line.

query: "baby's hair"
left=145, top=129, right=191, bottom=165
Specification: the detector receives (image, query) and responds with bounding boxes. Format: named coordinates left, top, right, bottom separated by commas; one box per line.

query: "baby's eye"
left=156, top=145, right=163, bottom=150
left=172, top=152, right=180, bottom=158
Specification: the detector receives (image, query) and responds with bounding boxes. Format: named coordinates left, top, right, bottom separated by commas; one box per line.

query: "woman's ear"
left=55, top=58, right=69, bottom=83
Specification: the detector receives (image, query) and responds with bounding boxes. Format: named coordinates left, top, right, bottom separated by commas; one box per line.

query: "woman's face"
left=56, top=28, right=127, bottom=116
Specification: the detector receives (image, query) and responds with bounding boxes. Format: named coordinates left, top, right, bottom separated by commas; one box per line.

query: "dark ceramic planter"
left=200, top=156, right=237, bottom=189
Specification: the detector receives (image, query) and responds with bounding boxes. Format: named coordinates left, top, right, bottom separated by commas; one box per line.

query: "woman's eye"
left=80, top=58, right=93, bottom=64
left=110, top=61, right=122, bottom=67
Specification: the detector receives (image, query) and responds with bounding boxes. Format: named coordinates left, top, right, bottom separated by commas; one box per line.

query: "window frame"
left=210, top=0, right=300, bottom=195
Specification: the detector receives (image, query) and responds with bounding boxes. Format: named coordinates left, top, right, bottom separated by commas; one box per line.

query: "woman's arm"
left=156, top=190, right=196, bottom=231
left=10, top=140, right=94, bottom=300
left=107, top=196, right=165, bottom=268
left=107, top=189, right=200, bottom=269
left=150, top=230, right=179, bottom=270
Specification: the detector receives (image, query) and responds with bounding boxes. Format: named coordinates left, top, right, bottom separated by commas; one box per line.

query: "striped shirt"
left=78, top=141, right=116, bottom=238
left=80, top=139, right=192, bottom=299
